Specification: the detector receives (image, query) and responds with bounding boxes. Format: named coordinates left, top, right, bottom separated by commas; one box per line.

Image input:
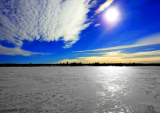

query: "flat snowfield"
left=0, top=67, right=160, bottom=113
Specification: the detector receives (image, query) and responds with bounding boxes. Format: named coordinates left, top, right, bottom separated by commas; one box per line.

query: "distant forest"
left=0, top=62, right=160, bottom=67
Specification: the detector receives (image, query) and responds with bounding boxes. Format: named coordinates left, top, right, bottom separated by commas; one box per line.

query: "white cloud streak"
left=58, top=50, right=160, bottom=63
left=95, top=0, right=114, bottom=14
left=0, top=0, right=96, bottom=49
left=94, top=23, right=101, bottom=27
left=75, top=33, right=160, bottom=52
left=0, top=45, right=47, bottom=56
left=63, top=33, right=160, bottom=63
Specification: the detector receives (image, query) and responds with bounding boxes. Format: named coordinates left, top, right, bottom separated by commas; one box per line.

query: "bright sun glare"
left=106, top=8, right=119, bottom=22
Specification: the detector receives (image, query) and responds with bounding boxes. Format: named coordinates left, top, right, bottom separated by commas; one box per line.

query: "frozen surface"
left=0, top=66, right=160, bottom=113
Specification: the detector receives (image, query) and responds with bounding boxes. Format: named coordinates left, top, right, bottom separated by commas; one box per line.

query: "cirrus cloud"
left=95, top=0, right=114, bottom=14
left=0, top=0, right=96, bottom=50
left=0, top=45, right=47, bottom=56
left=74, top=33, right=160, bottom=52
left=58, top=50, right=160, bottom=63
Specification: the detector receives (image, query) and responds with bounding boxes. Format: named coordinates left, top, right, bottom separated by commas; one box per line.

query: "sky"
left=0, top=0, right=160, bottom=64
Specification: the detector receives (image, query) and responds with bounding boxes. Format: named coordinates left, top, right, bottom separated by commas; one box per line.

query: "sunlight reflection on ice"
left=95, top=67, right=134, bottom=113
left=107, top=85, right=121, bottom=92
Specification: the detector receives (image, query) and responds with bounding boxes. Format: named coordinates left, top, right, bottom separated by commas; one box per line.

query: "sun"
left=105, top=8, right=119, bottom=22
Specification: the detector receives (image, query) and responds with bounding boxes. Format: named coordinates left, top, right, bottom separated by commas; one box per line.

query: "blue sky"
left=0, top=0, right=160, bottom=64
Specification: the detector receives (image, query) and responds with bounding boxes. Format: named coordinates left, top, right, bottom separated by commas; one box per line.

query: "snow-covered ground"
left=0, top=66, right=160, bottom=113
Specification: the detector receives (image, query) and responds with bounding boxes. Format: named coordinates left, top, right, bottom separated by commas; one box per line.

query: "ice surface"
left=0, top=66, right=160, bottom=113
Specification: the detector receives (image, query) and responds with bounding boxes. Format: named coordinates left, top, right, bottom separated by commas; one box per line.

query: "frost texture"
left=0, top=67, right=160, bottom=113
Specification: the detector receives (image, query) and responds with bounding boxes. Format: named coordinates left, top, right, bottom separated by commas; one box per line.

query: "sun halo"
left=105, top=8, right=119, bottom=22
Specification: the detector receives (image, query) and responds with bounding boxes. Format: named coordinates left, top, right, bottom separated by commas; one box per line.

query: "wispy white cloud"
left=58, top=50, right=160, bottom=63
left=62, top=33, right=160, bottom=63
left=0, top=0, right=96, bottom=48
left=94, top=23, right=101, bottom=27
left=95, top=0, right=114, bottom=14
left=145, top=48, right=154, bottom=50
left=0, top=45, right=47, bottom=56
left=75, top=33, right=160, bottom=52
left=136, top=33, right=160, bottom=45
